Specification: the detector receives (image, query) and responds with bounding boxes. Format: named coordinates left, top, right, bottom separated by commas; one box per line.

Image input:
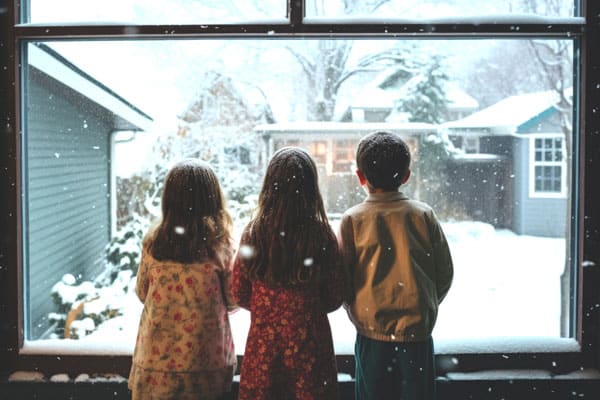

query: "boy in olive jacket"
left=338, top=131, right=453, bottom=400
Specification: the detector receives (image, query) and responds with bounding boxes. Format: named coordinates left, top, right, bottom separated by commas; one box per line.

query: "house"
left=24, top=44, right=152, bottom=339
left=443, top=90, right=572, bottom=237
left=341, top=67, right=479, bottom=123
left=254, top=122, right=437, bottom=213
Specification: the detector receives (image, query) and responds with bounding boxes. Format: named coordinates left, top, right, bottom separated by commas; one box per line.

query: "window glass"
left=22, top=38, right=575, bottom=353
left=530, top=136, right=565, bottom=196
left=305, top=0, right=576, bottom=19
left=27, top=0, right=287, bottom=24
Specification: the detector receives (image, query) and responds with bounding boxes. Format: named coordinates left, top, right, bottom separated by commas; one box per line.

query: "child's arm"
left=318, top=241, right=344, bottom=313
left=220, top=260, right=238, bottom=312
left=427, top=211, right=454, bottom=303
left=231, top=252, right=252, bottom=310
left=337, top=214, right=357, bottom=306
left=135, top=249, right=150, bottom=303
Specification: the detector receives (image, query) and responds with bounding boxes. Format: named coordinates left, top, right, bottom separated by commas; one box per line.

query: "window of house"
left=462, top=136, right=480, bottom=154
left=309, top=141, right=328, bottom=166
left=530, top=136, right=566, bottom=197
left=332, top=140, right=356, bottom=174
left=3, top=0, right=595, bottom=379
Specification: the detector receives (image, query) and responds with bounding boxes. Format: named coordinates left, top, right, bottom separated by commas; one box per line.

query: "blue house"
left=444, top=90, right=571, bottom=238
left=24, top=44, right=152, bottom=339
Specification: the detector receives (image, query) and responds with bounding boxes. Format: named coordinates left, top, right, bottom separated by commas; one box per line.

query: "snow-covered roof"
left=29, top=44, right=153, bottom=132
left=444, top=89, right=570, bottom=133
left=254, top=121, right=436, bottom=135
left=351, top=70, right=478, bottom=112
left=445, top=82, right=480, bottom=111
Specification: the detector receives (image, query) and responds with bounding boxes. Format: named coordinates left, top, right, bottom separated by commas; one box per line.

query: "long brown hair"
left=241, top=147, right=338, bottom=287
left=145, top=159, right=233, bottom=266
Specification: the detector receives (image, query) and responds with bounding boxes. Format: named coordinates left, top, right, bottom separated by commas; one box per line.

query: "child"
left=128, top=160, right=237, bottom=400
left=232, top=147, right=343, bottom=400
left=338, top=131, right=454, bottom=400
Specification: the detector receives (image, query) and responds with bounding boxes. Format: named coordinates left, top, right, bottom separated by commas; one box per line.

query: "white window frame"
left=529, top=133, right=567, bottom=199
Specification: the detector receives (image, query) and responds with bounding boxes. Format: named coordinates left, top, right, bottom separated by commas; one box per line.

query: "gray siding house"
left=444, top=90, right=571, bottom=237
left=24, top=44, right=152, bottom=339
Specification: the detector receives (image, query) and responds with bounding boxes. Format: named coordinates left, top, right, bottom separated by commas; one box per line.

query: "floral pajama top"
left=232, top=255, right=344, bottom=400
left=129, top=249, right=236, bottom=400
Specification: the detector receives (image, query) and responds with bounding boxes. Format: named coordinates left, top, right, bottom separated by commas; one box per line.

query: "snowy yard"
left=23, top=221, right=568, bottom=356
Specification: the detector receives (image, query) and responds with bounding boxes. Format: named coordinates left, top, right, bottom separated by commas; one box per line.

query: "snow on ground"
left=23, top=221, right=567, bottom=356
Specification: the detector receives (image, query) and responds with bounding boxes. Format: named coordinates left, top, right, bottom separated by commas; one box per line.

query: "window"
left=331, top=139, right=356, bottom=174
left=462, top=136, right=480, bottom=154
left=2, top=0, right=598, bottom=382
left=530, top=135, right=566, bottom=197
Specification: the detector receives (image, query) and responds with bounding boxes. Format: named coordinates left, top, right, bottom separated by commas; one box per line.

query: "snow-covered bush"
left=48, top=216, right=148, bottom=339
left=103, top=215, right=149, bottom=281
left=50, top=269, right=137, bottom=339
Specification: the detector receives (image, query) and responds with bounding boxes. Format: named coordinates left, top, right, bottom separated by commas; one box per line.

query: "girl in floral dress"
left=129, top=160, right=237, bottom=400
left=233, top=147, right=344, bottom=400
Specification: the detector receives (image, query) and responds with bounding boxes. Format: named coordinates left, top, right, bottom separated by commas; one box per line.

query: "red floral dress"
left=129, top=249, right=237, bottom=400
left=232, top=255, right=343, bottom=400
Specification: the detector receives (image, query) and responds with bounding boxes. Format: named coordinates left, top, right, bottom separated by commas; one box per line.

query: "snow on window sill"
left=445, top=368, right=600, bottom=381
left=22, top=309, right=579, bottom=357
left=21, top=339, right=135, bottom=356
left=303, top=15, right=585, bottom=26
left=435, top=337, right=580, bottom=355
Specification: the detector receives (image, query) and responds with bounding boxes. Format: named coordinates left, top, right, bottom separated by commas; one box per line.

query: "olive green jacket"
left=338, top=191, right=453, bottom=342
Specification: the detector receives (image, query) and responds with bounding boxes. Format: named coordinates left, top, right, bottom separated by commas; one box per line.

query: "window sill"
left=2, top=370, right=599, bottom=400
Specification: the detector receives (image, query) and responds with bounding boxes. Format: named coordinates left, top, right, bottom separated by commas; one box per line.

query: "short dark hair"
left=356, top=131, right=411, bottom=191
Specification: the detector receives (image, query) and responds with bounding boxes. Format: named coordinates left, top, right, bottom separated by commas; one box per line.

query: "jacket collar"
left=365, top=191, right=409, bottom=202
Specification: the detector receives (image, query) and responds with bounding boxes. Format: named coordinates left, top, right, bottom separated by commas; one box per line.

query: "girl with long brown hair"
left=233, top=147, right=343, bottom=400
left=129, top=160, right=236, bottom=400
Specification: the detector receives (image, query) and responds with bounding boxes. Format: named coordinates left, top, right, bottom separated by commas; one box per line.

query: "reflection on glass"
left=305, top=0, right=575, bottom=19
left=23, top=38, right=574, bottom=352
left=28, top=0, right=287, bottom=24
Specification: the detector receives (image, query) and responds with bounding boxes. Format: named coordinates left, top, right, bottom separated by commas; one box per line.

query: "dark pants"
left=354, top=334, right=435, bottom=400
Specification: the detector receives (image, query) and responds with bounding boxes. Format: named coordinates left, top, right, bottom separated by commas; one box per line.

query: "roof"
left=254, top=121, right=436, bottom=135
left=350, top=67, right=479, bottom=111
left=443, top=89, right=570, bottom=134
left=29, top=44, right=153, bottom=132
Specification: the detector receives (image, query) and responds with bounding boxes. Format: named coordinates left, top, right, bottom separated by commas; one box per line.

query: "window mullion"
left=13, top=22, right=585, bottom=41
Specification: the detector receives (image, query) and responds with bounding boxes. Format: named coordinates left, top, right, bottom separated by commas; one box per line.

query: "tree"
left=392, top=54, right=450, bottom=124
left=143, top=70, right=273, bottom=230
left=519, top=0, right=574, bottom=338
left=464, top=0, right=574, bottom=336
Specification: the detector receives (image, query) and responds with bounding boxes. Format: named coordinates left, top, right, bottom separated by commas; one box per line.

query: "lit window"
left=332, top=140, right=356, bottom=174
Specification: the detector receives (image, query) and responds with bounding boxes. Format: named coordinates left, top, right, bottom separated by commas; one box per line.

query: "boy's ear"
left=356, top=169, right=367, bottom=186
left=402, top=169, right=411, bottom=184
